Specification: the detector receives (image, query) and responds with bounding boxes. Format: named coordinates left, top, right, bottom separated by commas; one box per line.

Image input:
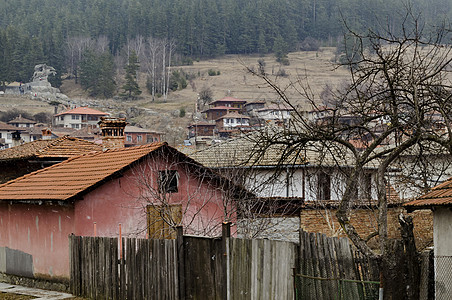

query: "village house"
left=0, top=141, right=245, bottom=280
left=190, top=131, right=433, bottom=246
left=244, top=100, right=266, bottom=116
left=209, top=96, right=247, bottom=111
left=254, top=104, right=294, bottom=123
left=53, top=107, right=109, bottom=129
left=125, top=125, right=163, bottom=147
left=7, top=114, right=36, bottom=128
left=202, top=105, right=241, bottom=121
left=187, top=122, right=216, bottom=139
left=0, top=121, right=26, bottom=149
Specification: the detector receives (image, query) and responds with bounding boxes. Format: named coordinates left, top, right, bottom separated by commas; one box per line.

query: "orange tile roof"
left=54, top=106, right=109, bottom=117
left=0, top=121, right=25, bottom=131
left=0, top=136, right=103, bottom=160
left=211, top=97, right=247, bottom=103
left=0, top=143, right=166, bottom=201
left=404, top=177, right=452, bottom=209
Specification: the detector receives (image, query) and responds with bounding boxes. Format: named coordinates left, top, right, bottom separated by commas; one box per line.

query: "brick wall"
left=300, top=207, right=433, bottom=250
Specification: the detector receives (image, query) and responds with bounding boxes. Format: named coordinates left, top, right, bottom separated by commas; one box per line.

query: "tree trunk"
left=380, top=215, right=420, bottom=300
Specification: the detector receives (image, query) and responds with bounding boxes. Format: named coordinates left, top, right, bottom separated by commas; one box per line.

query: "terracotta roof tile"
left=7, top=115, right=36, bottom=124
left=0, top=121, right=25, bottom=131
left=210, top=97, right=247, bottom=103
left=404, top=177, right=452, bottom=209
left=0, top=136, right=102, bottom=160
left=54, top=106, right=109, bottom=117
left=0, top=143, right=166, bottom=201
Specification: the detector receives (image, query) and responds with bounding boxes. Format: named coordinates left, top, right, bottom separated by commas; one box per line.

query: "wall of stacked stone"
left=299, top=207, right=433, bottom=250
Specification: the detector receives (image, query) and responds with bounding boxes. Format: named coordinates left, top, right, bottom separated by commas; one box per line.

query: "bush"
left=179, top=108, right=186, bottom=118
left=208, top=69, right=219, bottom=76
left=277, top=57, right=290, bottom=66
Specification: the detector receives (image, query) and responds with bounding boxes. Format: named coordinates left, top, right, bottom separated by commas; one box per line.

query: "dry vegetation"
left=1, top=48, right=349, bottom=145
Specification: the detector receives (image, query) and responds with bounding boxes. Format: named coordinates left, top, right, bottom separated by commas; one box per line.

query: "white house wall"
left=433, top=207, right=452, bottom=299
left=242, top=167, right=374, bottom=201
left=246, top=169, right=303, bottom=198
left=391, top=155, right=452, bottom=201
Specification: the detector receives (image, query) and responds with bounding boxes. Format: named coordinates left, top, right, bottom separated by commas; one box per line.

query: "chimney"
left=11, top=130, right=22, bottom=147
left=98, top=117, right=127, bottom=150
left=41, top=128, right=52, bottom=140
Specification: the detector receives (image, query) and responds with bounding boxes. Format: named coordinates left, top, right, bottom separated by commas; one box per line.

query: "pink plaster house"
left=0, top=143, right=244, bottom=280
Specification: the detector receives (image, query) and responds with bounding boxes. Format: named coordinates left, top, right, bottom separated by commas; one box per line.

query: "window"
left=71, top=115, right=80, bottom=120
left=137, top=135, right=143, bottom=142
left=7, top=133, right=12, bottom=140
left=147, top=204, right=182, bottom=239
left=317, top=172, right=331, bottom=200
left=126, top=135, right=132, bottom=142
left=61, top=116, right=64, bottom=121
left=71, top=124, right=80, bottom=129
left=362, top=173, right=372, bottom=200
left=158, top=170, right=179, bottom=193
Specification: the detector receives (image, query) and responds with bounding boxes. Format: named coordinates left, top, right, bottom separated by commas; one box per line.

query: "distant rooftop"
left=54, top=106, right=109, bottom=117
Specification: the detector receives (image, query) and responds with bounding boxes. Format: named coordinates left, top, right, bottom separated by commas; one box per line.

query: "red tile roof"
left=0, top=121, right=25, bottom=131
left=7, top=115, right=36, bottom=124
left=0, top=143, right=166, bottom=201
left=0, top=136, right=103, bottom=160
left=404, top=177, right=452, bottom=209
left=54, top=107, right=109, bottom=117
left=202, top=106, right=241, bottom=112
left=210, top=97, right=247, bottom=104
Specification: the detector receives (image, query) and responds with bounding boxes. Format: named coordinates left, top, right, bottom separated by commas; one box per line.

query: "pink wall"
left=0, top=203, right=74, bottom=278
left=74, top=157, right=233, bottom=239
left=0, top=155, right=234, bottom=280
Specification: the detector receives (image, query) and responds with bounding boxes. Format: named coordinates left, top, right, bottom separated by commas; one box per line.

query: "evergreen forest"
left=0, top=0, right=450, bottom=92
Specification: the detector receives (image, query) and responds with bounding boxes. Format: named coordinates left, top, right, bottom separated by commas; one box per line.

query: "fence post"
left=222, top=222, right=231, bottom=300
left=176, top=226, right=185, bottom=300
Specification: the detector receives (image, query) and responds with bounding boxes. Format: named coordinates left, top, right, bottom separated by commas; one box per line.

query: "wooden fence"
left=229, top=238, right=296, bottom=299
left=69, top=227, right=380, bottom=300
left=296, top=230, right=380, bottom=300
left=69, top=236, right=178, bottom=299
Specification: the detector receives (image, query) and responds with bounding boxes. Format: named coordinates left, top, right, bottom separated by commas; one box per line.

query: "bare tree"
left=65, top=36, right=93, bottom=83
left=145, top=38, right=160, bottom=101
left=95, top=35, right=110, bottom=53
left=246, top=10, right=452, bottom=299
left=130, top=146, right=247, bottom=238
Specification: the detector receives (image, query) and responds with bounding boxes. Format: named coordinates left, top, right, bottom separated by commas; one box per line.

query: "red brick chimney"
left=98, top=117, right=127, bottom=150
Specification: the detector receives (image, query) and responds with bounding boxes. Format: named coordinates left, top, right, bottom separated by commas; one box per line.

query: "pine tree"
left=121, top=51, right=141, bottom=99
left=80, top=50, right=116, bottom=98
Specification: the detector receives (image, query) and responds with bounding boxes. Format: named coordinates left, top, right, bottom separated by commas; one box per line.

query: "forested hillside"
left=0, top=0, right=450, bottom=91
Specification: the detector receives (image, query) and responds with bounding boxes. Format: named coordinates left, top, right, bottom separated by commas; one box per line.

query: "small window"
left=317, top=172, right=331, bottom=200
left=158, top=170, right=179, bottom=193
left=61, top=116, right=64, bottom=121
left=137, top=135, right=143, bottom=142
left=126, top=135, right=132, bottom=142
left=7, top=133, right=12, bottom=139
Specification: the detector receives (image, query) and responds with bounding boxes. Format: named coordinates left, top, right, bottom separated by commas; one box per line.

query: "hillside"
left=3, top=48, right=350, bottom=145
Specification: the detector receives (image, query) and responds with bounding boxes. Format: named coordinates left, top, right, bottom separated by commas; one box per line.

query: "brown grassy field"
left=1, top=48, right=350, bottom=144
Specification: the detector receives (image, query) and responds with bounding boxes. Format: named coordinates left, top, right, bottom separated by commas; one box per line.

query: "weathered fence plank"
left=297, top=230, right=380, bottom=300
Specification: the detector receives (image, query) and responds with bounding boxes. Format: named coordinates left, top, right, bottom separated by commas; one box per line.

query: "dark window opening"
left=158, top=170, right=179, bottom=193
left=317, top=172, right=331, bottom=200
